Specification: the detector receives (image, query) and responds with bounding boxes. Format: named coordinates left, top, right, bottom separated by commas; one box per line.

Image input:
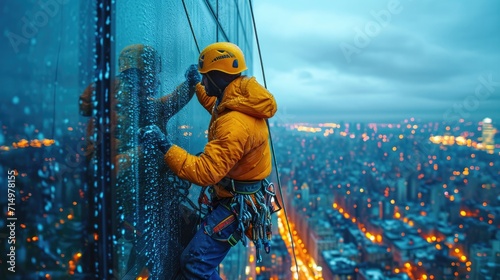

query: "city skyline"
left=269, top=118, right=500, bottom=279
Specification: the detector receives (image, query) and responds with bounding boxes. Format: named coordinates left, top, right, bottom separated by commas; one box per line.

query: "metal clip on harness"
left=226, top=179, right=279, bottom=263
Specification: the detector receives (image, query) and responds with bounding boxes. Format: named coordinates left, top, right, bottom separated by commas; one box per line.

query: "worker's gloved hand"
left=185, top=64, right=201, bottom=88
left=138, top=125, right=172, bottom=154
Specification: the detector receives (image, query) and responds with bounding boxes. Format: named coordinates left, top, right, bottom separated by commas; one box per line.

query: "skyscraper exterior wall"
left=0, top=1, right=255, bottom=278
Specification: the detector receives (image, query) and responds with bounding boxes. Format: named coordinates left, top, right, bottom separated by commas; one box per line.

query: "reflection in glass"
left=0, top=0, right=256, bottom=278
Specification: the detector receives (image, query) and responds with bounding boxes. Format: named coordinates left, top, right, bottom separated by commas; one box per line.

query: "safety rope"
left=181, top=0, right=201, bottom=54
left=247, top=0, right=300, bottom=277
left=203, top=0, right=230, bottom=42
left=248, top=0, right=267, bottom=88
left=51, top=1, right=65, bottom=139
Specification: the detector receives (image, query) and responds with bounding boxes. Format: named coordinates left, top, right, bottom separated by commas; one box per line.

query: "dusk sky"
left=252, top=0, right=500, bottom=124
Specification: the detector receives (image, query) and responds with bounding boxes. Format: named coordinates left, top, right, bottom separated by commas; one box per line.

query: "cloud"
left=253, top=0, right=500, bottom=123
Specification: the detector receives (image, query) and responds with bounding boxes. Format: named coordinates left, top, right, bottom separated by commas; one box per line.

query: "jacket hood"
left=217, top=76, right=277, bottom=119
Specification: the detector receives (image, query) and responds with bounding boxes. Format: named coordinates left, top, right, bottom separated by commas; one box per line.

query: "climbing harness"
left=198, top=178, right=281, bottom=263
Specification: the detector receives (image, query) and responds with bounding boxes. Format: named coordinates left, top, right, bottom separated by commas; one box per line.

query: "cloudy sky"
left=252, top=0, right=500, bottom=124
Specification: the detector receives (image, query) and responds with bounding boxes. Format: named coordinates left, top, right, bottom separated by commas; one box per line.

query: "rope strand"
left=248, top=0, right=300, bottom=277
left=248, top=0, right=267, bottom=88
left=181, top=0, right=201, bottom=53
left=204, top=0, right=230, bottom=42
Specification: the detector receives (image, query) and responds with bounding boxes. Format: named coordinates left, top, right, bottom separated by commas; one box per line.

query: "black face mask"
left=202, top=73, right=222, bottom=98
left=202, top=71, right=240, bottom=99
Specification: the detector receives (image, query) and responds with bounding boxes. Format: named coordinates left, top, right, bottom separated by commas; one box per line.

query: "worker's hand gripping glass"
left=138, top=125, right=172, bottom=154
left=185, top=64, right=201, bottom=88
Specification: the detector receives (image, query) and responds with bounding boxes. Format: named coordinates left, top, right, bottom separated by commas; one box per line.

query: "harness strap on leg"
left=211, top=214, right=236, bottom=234
left=212, top=230, right=242, bottom=247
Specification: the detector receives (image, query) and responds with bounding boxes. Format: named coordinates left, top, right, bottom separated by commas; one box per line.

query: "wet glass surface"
left=1, top=0, right=254, bottom=278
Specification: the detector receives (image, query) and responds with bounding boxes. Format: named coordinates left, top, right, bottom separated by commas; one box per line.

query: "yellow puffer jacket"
left=164, top=76, right=277, bottom=197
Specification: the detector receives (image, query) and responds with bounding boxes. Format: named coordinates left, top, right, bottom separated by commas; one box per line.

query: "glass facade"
left=0, top=0, right=254, bottom=278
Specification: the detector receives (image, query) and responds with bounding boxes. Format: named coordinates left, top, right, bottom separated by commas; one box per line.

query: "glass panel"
left=113, top=0, right=256, bottom=278
left=0, top=1, right=96, bottom=278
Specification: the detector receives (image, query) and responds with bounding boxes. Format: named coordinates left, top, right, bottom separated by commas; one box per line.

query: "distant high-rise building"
left=396, top=178, right=407, bottom=203
left=480, top=118, right=496, bottom=154
left=430, top=184, right=444, bottom=219
left=470, top=243, right=492, bottom=280
left=301, top=182, right=310, bottom=204
left=404, top=171, right=421, bottom=203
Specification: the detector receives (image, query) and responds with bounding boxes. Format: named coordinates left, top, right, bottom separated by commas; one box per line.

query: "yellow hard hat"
left=118, top=44, right=161, bottom=73
left=198, top=42, right=247, bottom=74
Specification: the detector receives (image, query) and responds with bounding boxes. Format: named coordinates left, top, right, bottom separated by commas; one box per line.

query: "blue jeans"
left=180, top=204, right=238, bottom=279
